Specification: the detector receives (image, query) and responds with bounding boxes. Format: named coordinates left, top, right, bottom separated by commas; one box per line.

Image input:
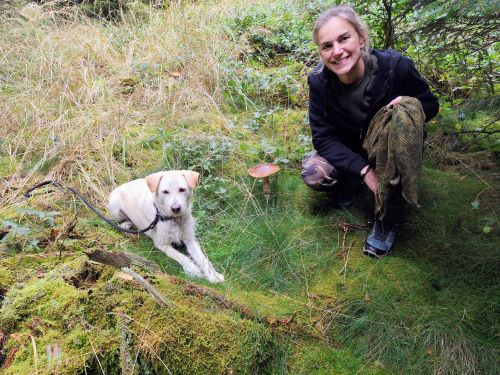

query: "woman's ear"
left=181, top=170, right=200, bottom=189
left=360, top=33, right=366, bottom=50
left=145, top=172, right=164, bottom=192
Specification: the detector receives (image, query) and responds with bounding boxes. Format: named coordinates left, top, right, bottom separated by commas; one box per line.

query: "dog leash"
left=23, top=180, right=173, bottom=234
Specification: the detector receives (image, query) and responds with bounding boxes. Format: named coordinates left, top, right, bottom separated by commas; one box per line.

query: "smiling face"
left=317, top=16, right=366, bottom=84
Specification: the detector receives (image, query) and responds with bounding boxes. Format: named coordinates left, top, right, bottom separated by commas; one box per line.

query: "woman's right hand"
left=363, top=168, right=378, bottom=194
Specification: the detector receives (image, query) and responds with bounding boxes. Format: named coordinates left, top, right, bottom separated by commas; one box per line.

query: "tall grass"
left=0, top=0, right=260, bottom=207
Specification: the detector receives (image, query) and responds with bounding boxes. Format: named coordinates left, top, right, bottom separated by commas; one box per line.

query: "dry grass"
left=0, top=0, right=258, bottom=207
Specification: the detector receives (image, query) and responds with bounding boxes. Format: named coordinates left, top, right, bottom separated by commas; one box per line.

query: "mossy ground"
left=0, top=255, right=274, bottom=374
left=1, top=160, right=498, bottom=374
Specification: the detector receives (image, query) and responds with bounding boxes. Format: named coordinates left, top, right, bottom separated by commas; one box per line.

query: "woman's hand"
left=388, top=96, right=403, bottom=107
left=363, top=168, right=378, bottom=194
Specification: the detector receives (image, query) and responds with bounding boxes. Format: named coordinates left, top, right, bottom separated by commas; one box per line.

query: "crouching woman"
left=301, top=5, right=439, bottom=258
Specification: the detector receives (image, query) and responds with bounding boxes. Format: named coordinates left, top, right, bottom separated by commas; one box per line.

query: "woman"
left=301, top=5, right=439, bottom=258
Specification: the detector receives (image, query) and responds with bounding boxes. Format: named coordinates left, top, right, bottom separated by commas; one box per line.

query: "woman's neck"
left=338, top=55, right=366, bottom=85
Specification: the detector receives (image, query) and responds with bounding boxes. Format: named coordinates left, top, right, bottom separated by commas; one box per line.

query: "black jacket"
left=308, top=49, right=439, bottom=176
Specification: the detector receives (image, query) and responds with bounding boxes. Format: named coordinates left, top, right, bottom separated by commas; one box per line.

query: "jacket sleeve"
left=396, top=57, right=439, bottom=121
left=308, top=75, right=368, bottom=176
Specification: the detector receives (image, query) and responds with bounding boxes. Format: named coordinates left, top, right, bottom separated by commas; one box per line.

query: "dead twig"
left=337, top=223, right=366, bottom=279
left=169, top=276, right=255, bottom=320
left=336, top=222, right=368, bottom=260
left=30, top=335, right=38, bottom=375
left=123, top=267, right=170, bottom=307
left=84, top=250, right=170, bottom=307
left=426, top=142, right=496, bottom=192
left=445, top=129, right=499, bottom=136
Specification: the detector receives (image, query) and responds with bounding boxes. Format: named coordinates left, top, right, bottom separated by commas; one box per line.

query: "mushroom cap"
left=248, top=163, right=280, bottom=178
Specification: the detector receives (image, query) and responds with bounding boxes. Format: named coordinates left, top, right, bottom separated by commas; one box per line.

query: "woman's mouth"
left=333, top=55, right=350, bottom=65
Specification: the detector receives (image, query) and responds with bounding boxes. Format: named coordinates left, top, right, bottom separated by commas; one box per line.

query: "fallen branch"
left=84, top=251, right=323, bottom=339
left=84, top=250, right=170, bottom=307
left=84, top=249, right=160, bottom=273
left=123, top=267, right=170, bottom=307
left=444, top=129, right=499, bottom=136
left=169, top=276, right=255, bottom=321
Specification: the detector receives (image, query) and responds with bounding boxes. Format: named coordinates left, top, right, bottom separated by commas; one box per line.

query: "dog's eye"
left=162, top=190, right=169, bottom=194
left=179, top=188, right=186, bottom=193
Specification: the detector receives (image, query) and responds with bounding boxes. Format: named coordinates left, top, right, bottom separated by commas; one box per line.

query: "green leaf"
left=1, top=220, right=31, bottom=236
left=470, top=200, right=480, bottom=209
left=482, top=226, right=492, bottom=234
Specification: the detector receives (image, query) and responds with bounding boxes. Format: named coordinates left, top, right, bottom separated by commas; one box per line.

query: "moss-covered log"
left=0, top=255, right=273, bottom=374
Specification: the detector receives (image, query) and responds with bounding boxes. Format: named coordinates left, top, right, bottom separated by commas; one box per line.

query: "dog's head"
left=145, top=170, right=200, bottom=218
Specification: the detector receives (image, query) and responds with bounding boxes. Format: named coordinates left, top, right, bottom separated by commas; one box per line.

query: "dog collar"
left=154, top=204, right=174, bottom=222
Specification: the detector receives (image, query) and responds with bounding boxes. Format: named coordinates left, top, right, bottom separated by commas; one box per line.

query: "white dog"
left=108, top=170, right=224, bottom=283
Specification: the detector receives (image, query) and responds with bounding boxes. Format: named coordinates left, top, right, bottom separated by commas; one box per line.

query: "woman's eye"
left=179, top=188, right=186, bottom=193
left=162, top=190, right=169, bottom=194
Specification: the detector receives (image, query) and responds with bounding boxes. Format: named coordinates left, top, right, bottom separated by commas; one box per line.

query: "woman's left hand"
left=388, top=96, right=403, bottom=107
left=363, top=168, right=378, bottom=194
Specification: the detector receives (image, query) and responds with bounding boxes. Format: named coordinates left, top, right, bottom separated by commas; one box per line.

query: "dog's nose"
left=171, top=204, right=181, bottom=214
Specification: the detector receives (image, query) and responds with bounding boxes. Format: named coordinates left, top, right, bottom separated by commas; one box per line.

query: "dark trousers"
left=300, top=150, right=408, bottom=224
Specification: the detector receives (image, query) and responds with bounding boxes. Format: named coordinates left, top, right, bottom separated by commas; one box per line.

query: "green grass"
left=2, top=144, right=498, bottom=373
left=99, top=163, right=496, bottom=374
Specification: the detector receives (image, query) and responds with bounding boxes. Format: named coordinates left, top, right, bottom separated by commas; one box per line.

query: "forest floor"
left=0, top=1, right=498, bottom=374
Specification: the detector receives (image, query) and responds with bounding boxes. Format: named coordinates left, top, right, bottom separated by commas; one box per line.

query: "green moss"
left=288, top=339, right=391, bottom=375
left=0, top=256, right=274, bottom=374
left=0, top=267, right=10, bottom=287
left=133, top=300, right=272, bottom=374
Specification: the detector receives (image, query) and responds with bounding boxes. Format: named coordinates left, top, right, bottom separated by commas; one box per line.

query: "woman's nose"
left=332, top=43, right=342, bottom=56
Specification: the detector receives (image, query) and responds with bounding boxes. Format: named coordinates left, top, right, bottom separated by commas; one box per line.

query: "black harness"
left=24, top=180, right=173, bottom=234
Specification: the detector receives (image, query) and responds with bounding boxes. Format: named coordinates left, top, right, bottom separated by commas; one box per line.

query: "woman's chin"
left=328, top=63, right=353, bottom=77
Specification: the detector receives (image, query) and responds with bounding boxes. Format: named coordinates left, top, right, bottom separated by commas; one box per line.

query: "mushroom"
left=248, top=162, right=280, bottom=201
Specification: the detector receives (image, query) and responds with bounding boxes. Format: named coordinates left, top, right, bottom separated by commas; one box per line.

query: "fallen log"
left=169, top=276, right=256, bottom=321
left=84, top=249, right=169, bottom=307
left=83, top=250, right=323, bottom=340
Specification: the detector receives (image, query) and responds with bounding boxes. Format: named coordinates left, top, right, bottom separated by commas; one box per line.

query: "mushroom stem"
left=262, top=176, right=270, bottom=201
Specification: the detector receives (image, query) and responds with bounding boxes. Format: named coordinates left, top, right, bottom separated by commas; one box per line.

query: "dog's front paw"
left=183, top=263, right=203, bottom=278
left=206, top=270, right=224, bottom=284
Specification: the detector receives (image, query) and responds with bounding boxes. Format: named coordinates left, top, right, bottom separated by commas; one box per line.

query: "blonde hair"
left=312, top=5, right=371, bottom=52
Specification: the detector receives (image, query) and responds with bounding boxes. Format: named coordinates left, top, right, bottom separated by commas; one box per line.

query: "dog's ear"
left=181, top=170, right=200, bottom=189
left=145, top=172, right=164, bottom=192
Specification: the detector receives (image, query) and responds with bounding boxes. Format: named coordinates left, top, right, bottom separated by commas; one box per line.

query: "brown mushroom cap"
left=248, top=163, right=280, bottom=178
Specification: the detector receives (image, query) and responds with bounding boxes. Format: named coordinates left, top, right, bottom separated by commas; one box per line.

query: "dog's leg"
left=119, top=221, right=134, bottom=230
left=114, top=210, right=134, bottom=230
left=108, top=202, right=134, bottom=229
left=157, top=244, right=204, bottom=278
left=184, top=239, right=224, bottom=283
